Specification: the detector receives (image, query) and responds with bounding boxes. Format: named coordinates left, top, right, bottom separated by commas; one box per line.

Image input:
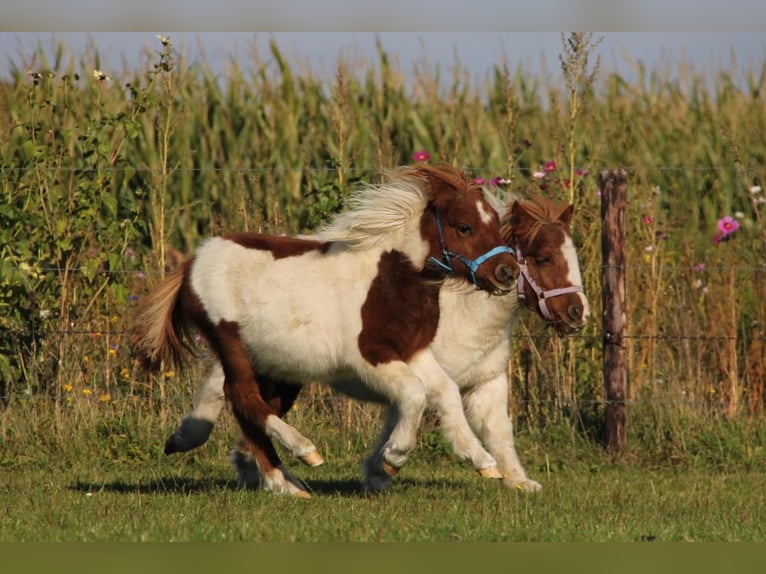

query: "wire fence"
left=2, top=164, right=764, bottom=417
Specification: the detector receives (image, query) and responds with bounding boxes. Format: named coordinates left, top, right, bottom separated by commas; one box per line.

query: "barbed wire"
left=1, top=165, right=764, bottom=174
left=2, top=263, right=765, bottom=276
left=0, top=393, right=747, bottom=409
left=1, top=325, right=764, bottom=344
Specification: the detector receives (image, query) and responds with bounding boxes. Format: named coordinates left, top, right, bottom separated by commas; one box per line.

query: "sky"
left=2, top=32, right=765, bottom=90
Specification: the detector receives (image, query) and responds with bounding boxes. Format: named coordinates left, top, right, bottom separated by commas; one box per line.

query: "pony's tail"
left=129, top=262, right=194, bottom=373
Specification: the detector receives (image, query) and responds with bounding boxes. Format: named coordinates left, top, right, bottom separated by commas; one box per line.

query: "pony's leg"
left=361, top=405, right=400, bottom=491
left=408, top=349, right=501, bottom=477
left=230, top=379, right=322, bottom=496
left=165, top=361, right=226, bottom=454
left=360, top=361, right=428, bottom=482
left=212, top=321, right=321, bottom=476
left=259, top=379, right=322, bottom=467
left=462, top=373, right=542, bottom=492
left=230, top=418, right=312, bottom=498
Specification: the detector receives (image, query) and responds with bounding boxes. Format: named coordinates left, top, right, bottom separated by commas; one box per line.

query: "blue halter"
left=427, top=209, right=516, bottom=286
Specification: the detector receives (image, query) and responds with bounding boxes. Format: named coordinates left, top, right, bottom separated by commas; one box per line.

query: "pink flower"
left=641, top=216, right=654, bottom=225
left=717, top=216, right=740, bottom=236
left=532, top=171, right=545, bottom=179
left=490, top=177, right=503, bottom=186
left=575, top=169, right=588, bottom=177
left=543, top=161, right=557, bottom=173
left=412, top=150, right=431, bottom=162
left=692, top=263, right=705, bottom=272
left=472, top=177, right=486, bottom=185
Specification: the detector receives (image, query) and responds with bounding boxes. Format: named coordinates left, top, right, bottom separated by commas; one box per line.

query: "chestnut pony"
left=130, top=164, right=519, bottom=497
left=162, top=191, right=589, bottom=496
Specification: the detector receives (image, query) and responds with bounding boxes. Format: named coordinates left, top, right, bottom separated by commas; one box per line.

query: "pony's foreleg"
left=409, top=350, right=500, bottom=478
left=360, top=362, right=427, bottom=485
left=165, top=361, right=226, bottom=454
left=462, top=373, right=542, bottom=492
left=361, top=406, right=399, bottom=491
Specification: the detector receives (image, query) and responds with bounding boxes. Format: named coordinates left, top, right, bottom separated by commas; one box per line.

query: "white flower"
left=92, top=70, right=110, bottom=82
left=532, top=171, right=545, bottom=179
left=156, top=34, right=172, bottom=47
left=734, top=211, right=745, bottom=219
left=750, top=185, right=762, bottom=195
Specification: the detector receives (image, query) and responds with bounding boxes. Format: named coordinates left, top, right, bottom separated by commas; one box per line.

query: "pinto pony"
left=130, top=164, right=519, bottom=497
left=163, top=191, right=590, bottom=495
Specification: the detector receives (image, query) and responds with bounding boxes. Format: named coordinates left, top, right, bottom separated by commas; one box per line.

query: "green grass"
left=1, top=34, right=765, bottom=544
left=1, top=400, right=764, bottom=542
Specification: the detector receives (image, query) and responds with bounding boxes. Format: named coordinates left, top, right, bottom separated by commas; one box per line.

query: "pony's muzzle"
left=494, top=262, right=518, bottom=288
left=568, top=303, right=585, bottom=321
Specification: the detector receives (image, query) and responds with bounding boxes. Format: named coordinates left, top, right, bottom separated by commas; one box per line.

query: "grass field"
left=2, top=394, right=764, bottom=542
left=1, top=34, right=765, bottom=544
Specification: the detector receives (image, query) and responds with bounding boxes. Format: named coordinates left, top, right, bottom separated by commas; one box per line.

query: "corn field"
left=1, top=34, right=764, bottom=444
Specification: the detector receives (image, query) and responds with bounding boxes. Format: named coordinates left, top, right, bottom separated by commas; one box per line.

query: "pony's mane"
left=315, top=164, right=474, bottom=251
left=500, top=192, right=569, bottom=246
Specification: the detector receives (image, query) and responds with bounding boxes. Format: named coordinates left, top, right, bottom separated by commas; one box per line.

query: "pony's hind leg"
left=260, top=378, right=323, bottom=467
left=165, top=361, right=226, bottom=454
left=218, top=321, right=321, bottom=464
left=231, top=425, right=312, bottom=498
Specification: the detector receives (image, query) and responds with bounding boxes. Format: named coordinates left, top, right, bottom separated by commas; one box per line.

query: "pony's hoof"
left=503, top=476, right=543, bottom=492
left=478, top=466, right=503, bottom=479
left=163, top=436, right=179, bottom=455
left=382, top=461, right=400, bottom=476
left=293, top=489, right=312, bottom=499
left=299, top=449, right=324, bottom=467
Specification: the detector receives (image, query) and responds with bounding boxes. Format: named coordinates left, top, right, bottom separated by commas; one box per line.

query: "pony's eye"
left=455, top=223, right=473, bottom=236
left=535, top=256, right=551, bottom=266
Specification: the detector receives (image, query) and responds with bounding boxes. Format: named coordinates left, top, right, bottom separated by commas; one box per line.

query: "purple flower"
left=692, top=263, right=705, bottom=272
left=543, top=161, right=557, bottom=173
left=717, top=216, right=740, bottom=237
left=412, top=150, right=431, bottom=162
left=490, top=177, right=503, bottom=187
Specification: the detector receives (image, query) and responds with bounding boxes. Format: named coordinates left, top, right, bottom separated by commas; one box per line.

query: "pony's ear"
left=558, top=204, right=574, bottom=227
left=506, top=201, right=532, bottom=241
left=508, top=200, right=528, bottom=229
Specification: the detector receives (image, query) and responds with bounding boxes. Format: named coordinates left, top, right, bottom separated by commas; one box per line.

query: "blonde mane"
left=315, top=164, right=475, bottom=251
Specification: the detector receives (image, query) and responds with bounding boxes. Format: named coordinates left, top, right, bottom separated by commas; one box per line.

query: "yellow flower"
left=62, top=384, right=73, bottom=393
left=99, top=393, right=111, bottom=403
left=82, top=388, right=93, bottom=396
left=108, top=348, right=117, bottom=357
left=164, top=370, right=175, bottom=379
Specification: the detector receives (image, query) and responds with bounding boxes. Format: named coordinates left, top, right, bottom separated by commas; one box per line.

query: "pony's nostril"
left=568, top=305, right=583, bottom=320
left=494, top=264, right=516, bottom=285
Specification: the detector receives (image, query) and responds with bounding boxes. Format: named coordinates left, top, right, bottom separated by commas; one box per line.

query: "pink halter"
left=515, top=248, right=584, bottom=323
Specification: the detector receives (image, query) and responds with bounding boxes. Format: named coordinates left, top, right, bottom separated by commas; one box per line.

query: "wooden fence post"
left=600, top=169, right=628, bottom=455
